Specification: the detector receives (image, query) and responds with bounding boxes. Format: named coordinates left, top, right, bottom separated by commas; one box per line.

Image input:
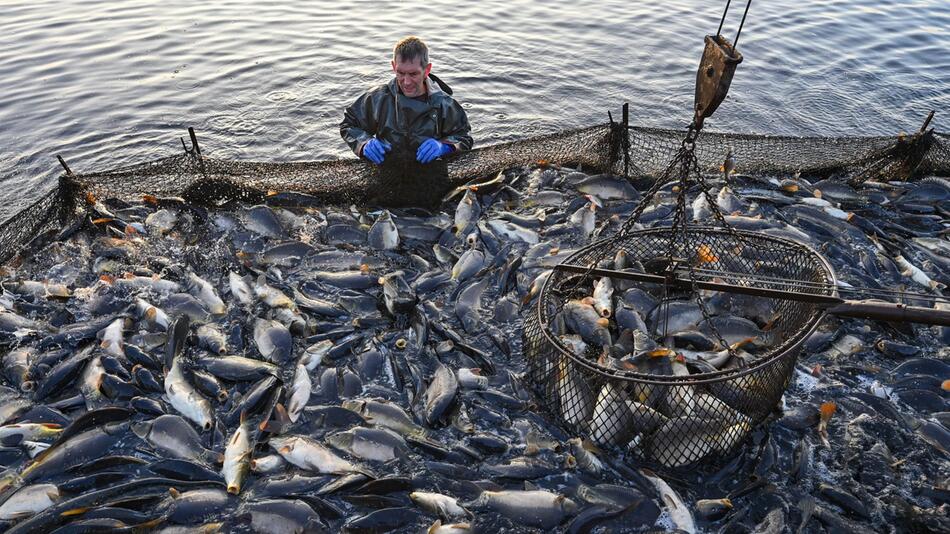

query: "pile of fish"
left=0, top=158, right=948, bottom=533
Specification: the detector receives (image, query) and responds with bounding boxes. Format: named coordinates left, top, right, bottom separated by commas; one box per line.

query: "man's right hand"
left=362, top=138, right=392, bottom=165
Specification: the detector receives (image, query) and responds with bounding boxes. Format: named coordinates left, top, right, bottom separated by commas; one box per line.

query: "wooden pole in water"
left=188, top=127, right=201, bottom=156
left=56, top=155, right=73, bottom=176
left=919, top=110, right=935, bottom=133
left=622, top=102, right=630, bottom=179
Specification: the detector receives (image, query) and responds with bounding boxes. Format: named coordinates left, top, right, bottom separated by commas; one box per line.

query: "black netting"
left=0, top=122, right=947, bottom=270
left=523, top=227, right=834, bottom=468
left=622, top=127, right=950, bottom=179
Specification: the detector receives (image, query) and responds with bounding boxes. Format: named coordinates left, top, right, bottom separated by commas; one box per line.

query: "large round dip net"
left=522, top=220, right=838, bottom=468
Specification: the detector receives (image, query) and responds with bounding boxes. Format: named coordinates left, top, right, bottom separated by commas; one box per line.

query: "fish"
left=557, top=357, right=594, bottom=426
left=453, top=189, right=481, bottom=237
left=575, top=174, right=639, bottom=200
left=228, top=271, right=256, bottom=306
left=0, top=422, right=61, bottom=442
left=568, top=200, right=596, bottom=238
left=451, top=247, right=486, bottom=282
left=895, top=254, right=945, bottom=290
left=342, top=398, right=427, bottom=438
left=253, top=275, right=296, bottom=309
left=198, top=354, right=278, bottom=381
left=165, top=358, right=214, bottom=431
left=326, top=426, right=408, bottom=462
left=427, top=519, right=472, bottom=534
left=716, top=186, right=745, bottom=214
left=454, top=278, right=488, bottom=334
left=135, top=298, right=170, bottom=330
left=132, top=414, right=216, bottom=463
left=592, top=277, right=614, bottom=318
left=6, top=145, right=950, bottom=534
left=695, top=498, right=733, bottom=521
left=410, top=491, right=470, bottom=520
left=720, top=148, right=736, bottom=182
left=640, top=468, right=695, bottom=533
left=281, top=362, right=312, bottom=425
left=253, top=318, right=293, bottom=364
left=562, top=299, right=611, bottom=348
left=465, top=489, right=578, bottom=529
left=368, top=210, right=399, bottom=250
left=269, top=434, right=371, bottom=476
left=0, top=483, right=60, bottom=520
left=380, top=271, right=417, bottom=315
left=186, top=272, right=227, bottom=315
left=486, top=219, right=540, bottom=244
left=818, top=401, right=836, bottom=448
left=3, top=347, right=35, bottom=391
left=97, top=317, right=128, bottom=358
left=196, top=324, right=228, bottom=355
left=223, top=414, right=252, bottom=494
left=589, top=382, right=635, bottom=447
left=243, top=499, right=323, bottom=534
left=425, top=363, right=459, bottom=426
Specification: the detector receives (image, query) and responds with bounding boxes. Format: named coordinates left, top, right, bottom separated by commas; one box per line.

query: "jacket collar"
left=387, top=75, right=450, bottom=99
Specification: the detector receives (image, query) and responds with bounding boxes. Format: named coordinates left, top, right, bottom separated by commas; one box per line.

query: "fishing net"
left=522, top=227, right=836, bottom=468
left=0, top=122, right=947, bottom=266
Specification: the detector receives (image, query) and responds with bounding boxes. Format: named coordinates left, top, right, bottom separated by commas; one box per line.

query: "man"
left=340, top=36, right=473, bottom=166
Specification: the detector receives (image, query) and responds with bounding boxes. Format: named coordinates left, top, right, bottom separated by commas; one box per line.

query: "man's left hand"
left=416, top=138, right=453, bottom=164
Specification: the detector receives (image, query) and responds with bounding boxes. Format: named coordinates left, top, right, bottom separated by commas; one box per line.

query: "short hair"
left=393, top=36, right=429, bottom=68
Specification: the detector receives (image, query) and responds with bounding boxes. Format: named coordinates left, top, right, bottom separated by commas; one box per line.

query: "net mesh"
left=523, top=227, right=835, bottom=467
left=0, top=122, right=947, bottom=271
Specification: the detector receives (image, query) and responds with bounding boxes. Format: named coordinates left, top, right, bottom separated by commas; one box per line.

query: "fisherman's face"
left=392, top=56, right=431, bottom=98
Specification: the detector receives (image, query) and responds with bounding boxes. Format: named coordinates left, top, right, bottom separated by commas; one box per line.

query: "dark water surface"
left=1, top=0, right=948, bottom=219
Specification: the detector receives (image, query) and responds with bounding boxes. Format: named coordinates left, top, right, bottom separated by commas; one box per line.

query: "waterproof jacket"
left=340, top=74, right=473, bottom=160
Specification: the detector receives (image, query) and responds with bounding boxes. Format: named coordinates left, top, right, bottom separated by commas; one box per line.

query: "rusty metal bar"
left=553, top=263, right=950, bottom=326
left=554, top=263, right=842, bottom=304
left=826, top=300, right=950, bottom=327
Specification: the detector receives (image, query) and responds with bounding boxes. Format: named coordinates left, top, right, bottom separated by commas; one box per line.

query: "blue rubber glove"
left=362, top=138, right=391, bottom=164
left=416, top=138, right=453, bottom=164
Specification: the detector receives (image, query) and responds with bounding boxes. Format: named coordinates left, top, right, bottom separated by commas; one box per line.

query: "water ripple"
left=1, top=0, right=948, bottom=220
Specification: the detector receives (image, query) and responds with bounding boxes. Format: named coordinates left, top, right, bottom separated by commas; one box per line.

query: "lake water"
left=1, top=0, right=948, bottom=219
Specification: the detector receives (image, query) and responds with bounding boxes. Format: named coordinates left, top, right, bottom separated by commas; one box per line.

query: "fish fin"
left=132, top=517, right=164, bottom=531
left=427, top=520, right=443, bottom=534
left=168, top=487, right=181, bottom=498
left=524, top=481, right=539, bottom=491
left=60, top=507, right=89, bottom=517
left=274, top=402, right=290, bottom=423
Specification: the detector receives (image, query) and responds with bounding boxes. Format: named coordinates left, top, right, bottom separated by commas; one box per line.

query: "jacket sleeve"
left=340, top=91, right=377, bottom=157
left=441, top=99, right=474, bottom=152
